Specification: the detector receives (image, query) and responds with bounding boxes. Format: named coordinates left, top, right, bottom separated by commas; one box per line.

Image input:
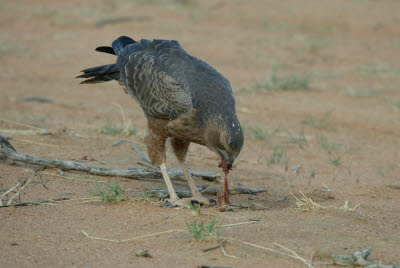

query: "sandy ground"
left=1, top=0, right=399, bottom=267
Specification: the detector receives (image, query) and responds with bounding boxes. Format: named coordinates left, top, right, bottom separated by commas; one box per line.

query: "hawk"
left=77, top=36, right=244, bottom=207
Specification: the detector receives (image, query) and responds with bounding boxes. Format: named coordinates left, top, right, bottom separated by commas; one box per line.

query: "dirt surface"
left=1, top=0, right=400, bottom=267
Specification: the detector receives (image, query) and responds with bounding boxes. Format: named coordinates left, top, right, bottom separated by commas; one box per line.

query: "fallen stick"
left=0, top=134, right=220, bottom=182
left=0, top=197, right=70, bottom=208
left=131, top=144, right=151, bottom=164
left=7, top=176, right=33, bottom=206
left=147, top=185, right=209, bottom=198
left=147, top=185, right=270, bottom=198
left=202, top=245, right=221, bottom=252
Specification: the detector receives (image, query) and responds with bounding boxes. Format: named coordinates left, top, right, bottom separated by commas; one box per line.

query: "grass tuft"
left=241, top=73, right=312, bottom=92
left=330, top=156, right=342, bottom=167
left=245, top=126, right=267, bottom=140
left=268, top=146, right=285, bottom=164
left=188, top=202, right=202, bottom=216
left=317, top=136, right=339, bottom=153
left=285, top=128, right=307, bottom=149
left=291, top=191, right=359, bottom=212
left=268, top=73, right=312, bottom=90
left=302, top=111, right=335, bottom=130
left=187, top=217, right=217, bottom=240
left=91, top=179, right=129, bottom=202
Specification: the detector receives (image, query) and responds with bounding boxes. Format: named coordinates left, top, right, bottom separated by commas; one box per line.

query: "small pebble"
left=278, top=195, right=288, bottom=202
left=136, top=249, right=152, bottom=258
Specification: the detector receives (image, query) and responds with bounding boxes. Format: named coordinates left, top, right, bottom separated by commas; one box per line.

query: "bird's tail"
left=76, top=64, right=120, bottom=84
left=77, top=36, right=137, bottom=84
left=94, top=36, right=136, bottom=56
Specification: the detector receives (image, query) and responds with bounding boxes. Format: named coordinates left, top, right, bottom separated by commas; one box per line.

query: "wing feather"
left=121, top=41, right=192, bottom=119
left=117, top=38, right=233, bottom=120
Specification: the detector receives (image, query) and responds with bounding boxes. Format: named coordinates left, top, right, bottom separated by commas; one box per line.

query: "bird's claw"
left=159, top=197, right=216, bottom=208
left=159, top=198, right=191, bottom=208
left=209, top=198, right=217, bottom=206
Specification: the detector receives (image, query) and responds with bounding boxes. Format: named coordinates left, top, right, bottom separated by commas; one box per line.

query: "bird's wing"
left=119, top=39, right=193, bottom=120
left=188, top=55, right=234, bottom=100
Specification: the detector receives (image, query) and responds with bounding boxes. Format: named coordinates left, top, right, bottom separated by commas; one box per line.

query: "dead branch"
left=131, top=144, right=152, bottom=164
left=147, top=184, right=209, bottom=198
left=0, top=135, right=15, bottom=151
left=0, top=181, right=20, bottom=206
left=7, top=176, right=33, bottom=206
left=202, top=245, right=221, bottom=252
left=147, top=185, right=270, bottom=198
left=0, top=129, right=56, bottom=135
left=0, top=197, right=70, bottom=208
left=0, top=134, right=220, bottom=182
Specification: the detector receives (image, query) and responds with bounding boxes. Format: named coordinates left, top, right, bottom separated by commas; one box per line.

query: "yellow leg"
left=160, top=163, right=179, bottom=201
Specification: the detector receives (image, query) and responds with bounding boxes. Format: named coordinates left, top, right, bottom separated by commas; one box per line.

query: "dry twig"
left=147, top=185, right=269, bottom=199
left=6, top=176, right=33, bottom=206
left=0, top=197, right=70, bottom=208
left=0, top=134, right=220, bottom=182
left=291, top=191, right=360, bottom=211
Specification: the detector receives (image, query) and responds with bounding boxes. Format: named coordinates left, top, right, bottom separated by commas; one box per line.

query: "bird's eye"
left=218, top=143, right=225, bottom=150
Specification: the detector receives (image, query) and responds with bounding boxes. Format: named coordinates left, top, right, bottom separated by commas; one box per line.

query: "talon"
left=190, top=199, right=200, bottom=205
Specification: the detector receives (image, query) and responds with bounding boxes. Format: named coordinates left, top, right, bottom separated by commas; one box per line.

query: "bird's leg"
left=146, top=126, right=189, bottom=208
left=170, top=138, right=212, bottom=206
left=159, top=163, right=179, bottom=201
left=179, top=161, right=211, bottom=205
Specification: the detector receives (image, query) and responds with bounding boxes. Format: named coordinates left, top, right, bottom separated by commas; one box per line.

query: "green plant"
left=268, top=146, right=284, bottom=164
left=188, top=202, right=202, bottom=216
left=345, top=89, right=376, bottom=98
left=91, top=179, right=129, bottom=202
left=286, top=128, right=307, bottom=149
left=353, top=63, right=391, bottom=76
left=378, top=167, right=392, bottom=177
left=268, top=73, right=312, bottom=90
left=187, top=217, right=217, bottom=240
left=284, top=153, right=289, bottom=171
left=240, top=73, right=312, bottom=92
left=330, top=157, right=342, bottom=167
left=317, top=136, right=339, bottom=153
left=246, top=126, right=267, bottom=140
left=302, top=111, right=335, bottom=130
left=308, top=168, right=316, bottom=184
left=103, top=126, right=136, bottom=136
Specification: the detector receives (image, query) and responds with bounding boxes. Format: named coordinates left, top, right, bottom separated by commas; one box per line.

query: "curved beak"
left=226, top=161, right=233, bottom=170
left=218, top=149, right=235, bottom=170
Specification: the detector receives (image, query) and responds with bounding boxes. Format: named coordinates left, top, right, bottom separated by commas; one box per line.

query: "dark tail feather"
left=95, top=46, right=116, bottom=55
left=112, top=36, right=136, bottom=55
left=76, top=64, right=119, bottom=84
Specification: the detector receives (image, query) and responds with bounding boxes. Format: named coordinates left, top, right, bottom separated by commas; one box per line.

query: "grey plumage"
left=78, top=36, right=236, bottom=123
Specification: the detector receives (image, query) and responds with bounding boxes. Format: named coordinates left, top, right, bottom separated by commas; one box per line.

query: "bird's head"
left=204, top=115, right=244, bottom=170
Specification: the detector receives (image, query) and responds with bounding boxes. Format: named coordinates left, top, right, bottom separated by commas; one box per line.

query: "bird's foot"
left=159, top=198, right=192, bottom=208
left=187, top=195, right=216, bottom=207
left=159, top=197, right=216, bottom=208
